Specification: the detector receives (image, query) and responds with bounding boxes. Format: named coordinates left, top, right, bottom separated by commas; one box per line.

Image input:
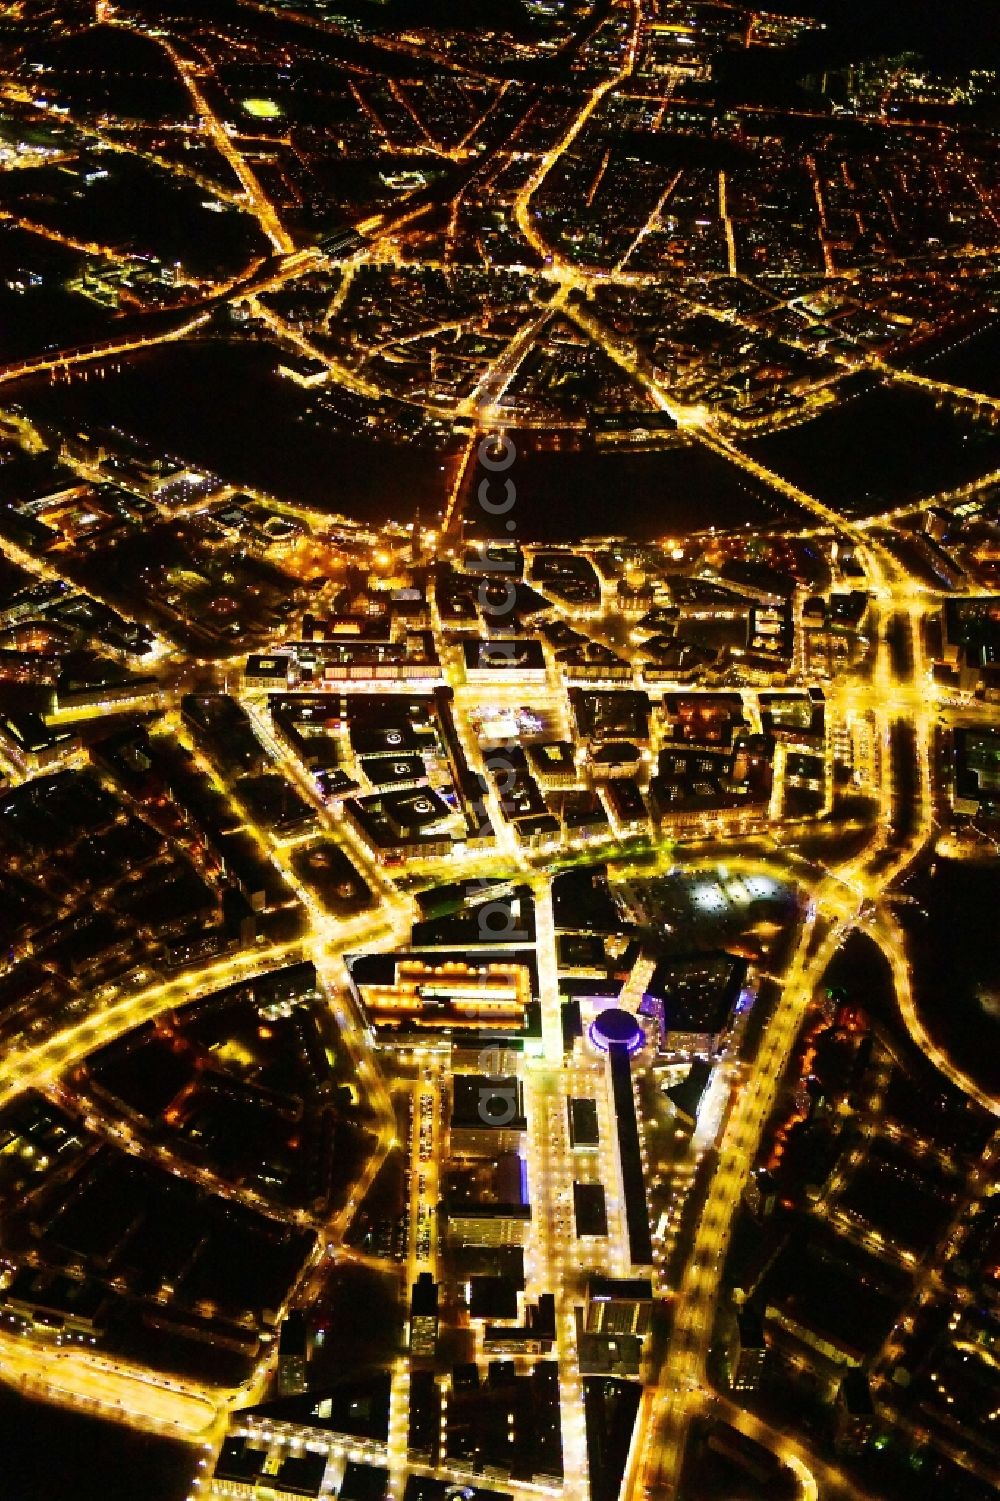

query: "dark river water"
left=0, top=1389, right=196, bottom=1501
left=14, top=341, right=814, bottom=541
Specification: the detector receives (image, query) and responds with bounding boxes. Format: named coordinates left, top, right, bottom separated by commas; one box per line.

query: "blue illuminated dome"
left=589, top=1007, right=645, bottom=1055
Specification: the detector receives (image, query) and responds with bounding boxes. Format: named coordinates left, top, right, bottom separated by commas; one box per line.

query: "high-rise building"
left=725, top=1306, right=768, bottom=1392
left=277, top=1311, right=309, bottom=1396
left=410, top=1273, right=439, bottom=1359
left=834, top=1372, right=877, bottom=1455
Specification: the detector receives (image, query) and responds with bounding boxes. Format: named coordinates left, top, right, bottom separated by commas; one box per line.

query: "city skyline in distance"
left=0, top=5, right=998, bottom=1501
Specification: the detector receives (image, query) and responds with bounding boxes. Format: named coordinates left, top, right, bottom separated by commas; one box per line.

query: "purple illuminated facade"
left=589, top=1007, right=646, bottom=1056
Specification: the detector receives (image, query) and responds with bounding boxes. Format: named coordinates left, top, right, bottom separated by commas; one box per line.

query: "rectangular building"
left=584, top=1276, right=654, bottom=1337
left=608, top=1048, right=654, bottom=1270
left=445, top=1204, right=532, bottom=1248
left=568, top=1097, right=600, bottom=1150
left=410, top=1273, right=439, bottom=1359
left=451, top=1075, right=527, bottom=1155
